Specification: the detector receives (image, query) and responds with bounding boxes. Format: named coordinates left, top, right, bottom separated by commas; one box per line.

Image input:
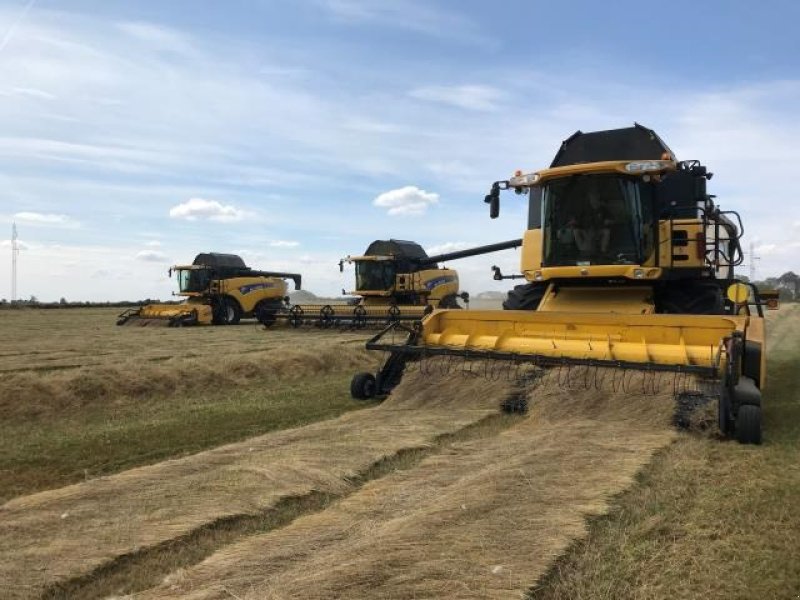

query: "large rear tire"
left=503, top=283, right=546, bottom=311
left=735, top=404, right=762, bottom=445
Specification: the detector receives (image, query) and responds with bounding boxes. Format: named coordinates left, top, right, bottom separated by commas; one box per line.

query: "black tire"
left=735, top=404, right=762, bottom=445
left=350, top=372, right=376, bottom=400
left=255, top=300, right=282, bottom=327
left=438, top=294, right=462, bottom=309
left=213, top=297, right=242, bottom=325
left=502, top=283, right=546, bottom=311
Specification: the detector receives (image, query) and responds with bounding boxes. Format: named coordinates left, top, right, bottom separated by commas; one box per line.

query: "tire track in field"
left=0, top=372, right=511, bottom=600
left=139, top=379, right=677, bottom=600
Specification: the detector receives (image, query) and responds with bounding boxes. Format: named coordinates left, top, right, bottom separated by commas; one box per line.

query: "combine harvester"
left=353, top=124, right=769, bottom=444
left=118, top=253, right=301, bottom=327
left=271, top=239, right=520, bottom=328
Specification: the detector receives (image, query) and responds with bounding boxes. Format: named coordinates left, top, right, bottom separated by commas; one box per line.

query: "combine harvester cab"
left=353, top=124, right=768, bottom=444
left=276, top=239, right=521, bottom=329
left=117, top=253, right=301, bottom=327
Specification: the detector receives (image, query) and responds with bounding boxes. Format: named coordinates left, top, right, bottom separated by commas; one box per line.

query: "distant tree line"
left=0, top=297, right=177, bottom=310
left=749, top=271, right=799, bottom=302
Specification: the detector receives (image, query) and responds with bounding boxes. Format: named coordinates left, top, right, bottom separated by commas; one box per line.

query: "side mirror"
left=338, top=259, right=344, bottom=273
left=491, top=265, right=502, bottom=280
left=168, top=268, right=172, bottom=277
left=484, top=183, right=500, bottom=219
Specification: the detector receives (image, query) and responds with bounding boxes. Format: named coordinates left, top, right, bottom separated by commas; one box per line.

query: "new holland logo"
left=424, top=276, right=456, bottom=290
left=238, top=282, right=277, bottom=295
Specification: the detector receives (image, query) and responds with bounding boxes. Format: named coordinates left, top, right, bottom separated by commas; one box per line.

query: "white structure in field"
left=11, top=222, right=19, bottom=302
left=749, top=240, right=760, bottom=282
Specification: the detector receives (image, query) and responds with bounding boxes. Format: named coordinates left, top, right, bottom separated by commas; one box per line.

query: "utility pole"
left=11, top=222, right=18, bottom=302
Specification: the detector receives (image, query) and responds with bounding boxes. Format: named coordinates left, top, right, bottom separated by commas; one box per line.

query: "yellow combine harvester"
left=117, top=253, right=301, bottom=326
left=353, top=124, right=769, bottom=444
left=270, top=239, right=520, bottom=328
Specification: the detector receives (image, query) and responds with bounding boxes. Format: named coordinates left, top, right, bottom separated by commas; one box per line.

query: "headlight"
left=624, top=160, right=673, bottom=173
left=510, top=172, right=540, bottom=187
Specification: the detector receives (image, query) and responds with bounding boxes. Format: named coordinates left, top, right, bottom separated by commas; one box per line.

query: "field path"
left=140, top=382, right=677, bottom=599
left=0, top=374, right=510, bottom=599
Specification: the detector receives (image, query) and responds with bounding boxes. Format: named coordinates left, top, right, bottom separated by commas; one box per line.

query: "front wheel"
left=350, top=372, right=377, bottom=400
left=255, top=300, right=283, bottom=327
left=213, top=298, right=242, bottom=325
left=502, top=283, right=546, bottom=311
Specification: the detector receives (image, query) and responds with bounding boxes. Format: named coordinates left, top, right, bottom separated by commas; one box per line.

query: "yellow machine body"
left=278, top=239, right=522, bottom=328
left=359, top=126, right=767, bottom=443
left=119, top=253, right=300, bottom=327
left=419, top=309, right=766, bottom=379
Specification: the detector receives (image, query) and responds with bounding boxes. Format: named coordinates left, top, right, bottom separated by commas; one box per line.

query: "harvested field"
left=530, top=305, right=800, bottom=599
left=0, top=308, right=374, bottom=501
left=0, top=370, right=511, bottom=599
left=137, top=375, right=678, bottom=599
left=3, top=306, right=798, bottom=599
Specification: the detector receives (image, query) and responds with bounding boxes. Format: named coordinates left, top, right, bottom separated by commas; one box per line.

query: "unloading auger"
left=351, top=124, right=769, bottom=444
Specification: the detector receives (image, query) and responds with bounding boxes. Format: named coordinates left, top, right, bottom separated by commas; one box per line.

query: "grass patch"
left=529, top=306, right=800, bottom=599
left=0, top=374, right=369, bottom=503
left=41, top=413, right=520, bottom=600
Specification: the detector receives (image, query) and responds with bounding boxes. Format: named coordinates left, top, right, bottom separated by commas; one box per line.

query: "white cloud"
left=409, top=85, right=503, bottom=111
left=169, top=198, right=245, bottom=222
left=425, top=241, right=470, bottom=256
left=116, top=21, right=195, bottom=55
left=318, top=0, right=483, bottom=41
left=9, top=87, right=56, bottom=100
left=144, top=240, right=162, bottom=247
left=269, top=240, right=300, bottom=248
left=12, top=212, right=78, bottom=227
left=373, top=186, right=439, bottom=216
left=135, top=250, right=168, bottom=262
left=1, top=239, right=29, bottom=250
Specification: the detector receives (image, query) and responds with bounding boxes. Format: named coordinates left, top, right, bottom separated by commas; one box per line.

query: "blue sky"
left=1, top=0, right=799, bottom=301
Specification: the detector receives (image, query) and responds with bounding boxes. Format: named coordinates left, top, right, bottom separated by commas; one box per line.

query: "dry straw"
left=139, top=369, right=679, bottom=600
left=0, top=368, right=509, bottom=598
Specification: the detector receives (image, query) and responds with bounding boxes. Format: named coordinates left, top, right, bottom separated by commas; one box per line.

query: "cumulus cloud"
left=408, top=84, right=503, bottom=111
left=169, top=198, right=245, bottom=222
left=13, top=212, right=78, bottom=227
left=135, top=250, right=168, bottom=262
left=269, top=240, right=300, bottom=248
left=373, top=186, right=439, bottom=216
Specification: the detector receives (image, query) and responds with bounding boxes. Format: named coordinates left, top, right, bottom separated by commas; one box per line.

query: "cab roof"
left=551, top=123, right=674, bottom=168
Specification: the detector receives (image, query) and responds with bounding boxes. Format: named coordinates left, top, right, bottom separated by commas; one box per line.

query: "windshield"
left=177, top=268, right=211, bottom=293
left=355, top=261, right=396, bottom=291
left=541, top=174, right=654, bottom=266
